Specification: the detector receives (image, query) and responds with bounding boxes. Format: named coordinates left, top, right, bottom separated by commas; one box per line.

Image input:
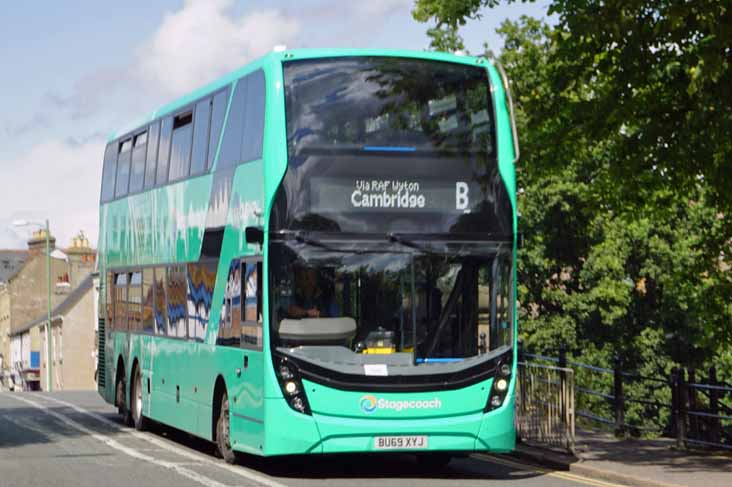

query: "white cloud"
left=0, top=0, right=419, bottom=251
left=138, top=0, right=300, bottom=97
left=0, top=137, right=104, bottom=249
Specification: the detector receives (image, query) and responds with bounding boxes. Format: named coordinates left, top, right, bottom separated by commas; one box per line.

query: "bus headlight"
left=275, top=356, right=311, bottom=415
left=484, top=357, right=512, bottom=412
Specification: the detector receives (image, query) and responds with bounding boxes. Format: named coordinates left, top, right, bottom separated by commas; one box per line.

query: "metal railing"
left=516, top=361, right=576, bottom=453
left=523, top=345, right=732, bottom=451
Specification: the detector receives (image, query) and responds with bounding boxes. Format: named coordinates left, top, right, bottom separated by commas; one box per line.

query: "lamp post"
left=12, top=219, right=53, bottom=392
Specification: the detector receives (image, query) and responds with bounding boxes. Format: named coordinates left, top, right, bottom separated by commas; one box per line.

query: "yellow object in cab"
left=363, top=347, right=396, bottom=354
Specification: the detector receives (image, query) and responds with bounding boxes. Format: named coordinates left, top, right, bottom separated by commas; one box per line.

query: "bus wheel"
left=131, top=365, right=147, bottom=431
left=216, top=392, right=236, bottom=464
left=116, top=373, right=132, bottom=426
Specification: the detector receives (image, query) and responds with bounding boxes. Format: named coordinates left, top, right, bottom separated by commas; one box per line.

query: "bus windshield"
left=270, top=240, right=513, bottom=372
left=277, top=56, right=511, bottom=237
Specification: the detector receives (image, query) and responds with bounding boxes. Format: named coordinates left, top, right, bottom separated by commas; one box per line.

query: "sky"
left=0, top=0, right=549, bottom=249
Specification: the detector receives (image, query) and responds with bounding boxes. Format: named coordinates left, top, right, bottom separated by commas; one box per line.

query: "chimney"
left=27, top=229, right=56, bottom=257
left=66, top=231, right=96, bottom=287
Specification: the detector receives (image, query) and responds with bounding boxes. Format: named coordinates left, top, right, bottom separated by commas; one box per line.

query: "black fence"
left=523, top=345, right=732, bottom=451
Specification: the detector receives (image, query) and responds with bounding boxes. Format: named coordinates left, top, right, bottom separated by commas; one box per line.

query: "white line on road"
left=6, top=393, right=232, bottom=487
left=33, top=394, right=288, bottom=487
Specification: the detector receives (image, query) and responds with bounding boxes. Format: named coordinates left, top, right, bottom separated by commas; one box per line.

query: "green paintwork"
left=97, top=48, right=518, bottom=457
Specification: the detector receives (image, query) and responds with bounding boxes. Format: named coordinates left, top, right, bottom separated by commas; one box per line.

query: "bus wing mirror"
left=245, top=226, right=264, bottom=245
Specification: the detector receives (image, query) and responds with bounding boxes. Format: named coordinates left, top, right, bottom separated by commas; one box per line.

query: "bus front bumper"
left=259, top=395, right=515, bottom=456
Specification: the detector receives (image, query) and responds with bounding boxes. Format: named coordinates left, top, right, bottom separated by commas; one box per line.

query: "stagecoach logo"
left=359, top=395, right=442, bottom=414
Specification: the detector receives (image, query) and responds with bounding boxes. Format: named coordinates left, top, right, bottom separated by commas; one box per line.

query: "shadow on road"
left=147, top=420, right=543, bottom=481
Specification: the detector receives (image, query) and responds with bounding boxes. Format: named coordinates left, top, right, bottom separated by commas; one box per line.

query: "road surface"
left=0, top=391, right=619, bottom=487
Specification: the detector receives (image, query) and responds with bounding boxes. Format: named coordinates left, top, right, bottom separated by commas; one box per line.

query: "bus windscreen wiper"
left=277, top=230, right=366, bottom=254
left=386, top=233, right=438, bottom=254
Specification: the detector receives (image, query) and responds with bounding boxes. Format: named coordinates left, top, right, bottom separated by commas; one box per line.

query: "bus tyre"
left=116, top=374, right=132, bottom=426
left=216, top=392, right=236, bottom=464
left=131, top=366, right=147, bottom=431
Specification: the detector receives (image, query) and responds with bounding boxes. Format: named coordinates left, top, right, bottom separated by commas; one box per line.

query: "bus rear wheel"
left=116, top=372, right=132, bottom=426
left=131, top=365, right=147, bottom=431
left=216, top=392, right=236, bottom=464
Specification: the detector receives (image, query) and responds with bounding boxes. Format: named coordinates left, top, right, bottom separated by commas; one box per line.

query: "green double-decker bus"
left=97, top=48, right=519, bottom=464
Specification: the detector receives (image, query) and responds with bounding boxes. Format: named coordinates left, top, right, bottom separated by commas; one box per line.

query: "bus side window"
left=156, top=116, right=173, bottom=185
left=217, top=69, right=265, bottom=170
left=241, top=70, right=265, bottom=163
left=190, top=98, right=211, bottom=176
left=166, top=265, right=188, bottom=338
left=128, top=271, right=143, bottom=332
left=241, top=260, right=263, bottom=349
left=100, top=143, right=117, bottom=202
left=114, top=273, right=128, bottom=331
left=142, top=268, right=154, bottom=333
left=218, top=259, right=242, bottom=346
left=187, top=260, right=217, bottom=341
left=144, top=121, right=160, bottom=189
left=129, top=131, right=148, bottom=193
left=207, top=88, right=229, bottom=170
left=106, top=272, right=115, bottom=330
left=115, top=139, right=132, bottom=198
left=169, top=111, right=193, bottom=181
left=153, top=267, right=168, bottom=335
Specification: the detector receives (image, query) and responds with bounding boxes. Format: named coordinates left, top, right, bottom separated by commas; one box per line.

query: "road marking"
left=35, top=394, right=288, bottom=487
left=7, top=393, right=232, bottom=487
left=478, top=453, right=653, bottom=487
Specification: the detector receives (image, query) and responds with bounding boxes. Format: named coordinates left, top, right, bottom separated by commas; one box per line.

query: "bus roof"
left=107, top=48, right=493, bottom=143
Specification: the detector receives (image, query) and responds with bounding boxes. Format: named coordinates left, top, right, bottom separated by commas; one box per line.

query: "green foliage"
left=412, top=0, right=732, bottom=423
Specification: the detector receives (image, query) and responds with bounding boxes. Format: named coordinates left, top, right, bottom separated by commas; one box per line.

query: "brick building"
left=1, top=231, right=97, bottom=391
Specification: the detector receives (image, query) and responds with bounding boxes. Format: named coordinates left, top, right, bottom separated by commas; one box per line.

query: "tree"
left=412, top=1, right=732, bottom=380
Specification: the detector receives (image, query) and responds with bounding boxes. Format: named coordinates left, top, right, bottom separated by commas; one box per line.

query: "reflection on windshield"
left=274, top=56, right=512, bottom=237
left=270, top=242, right=512, bottom=364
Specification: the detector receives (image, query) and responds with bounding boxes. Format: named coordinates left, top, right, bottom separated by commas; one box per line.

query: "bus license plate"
left=374, top=435, right=428, bottom=450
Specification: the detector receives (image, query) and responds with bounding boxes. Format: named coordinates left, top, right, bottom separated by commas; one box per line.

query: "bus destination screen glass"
left=278, top=56, right=511, bottom=237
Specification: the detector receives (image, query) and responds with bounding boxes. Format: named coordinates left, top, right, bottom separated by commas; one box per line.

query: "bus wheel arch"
left=212, top=375, right=236, bottom=463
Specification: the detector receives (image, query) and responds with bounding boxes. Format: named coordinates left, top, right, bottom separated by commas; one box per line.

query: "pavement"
left=513, top=430, right=732, bottom=487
